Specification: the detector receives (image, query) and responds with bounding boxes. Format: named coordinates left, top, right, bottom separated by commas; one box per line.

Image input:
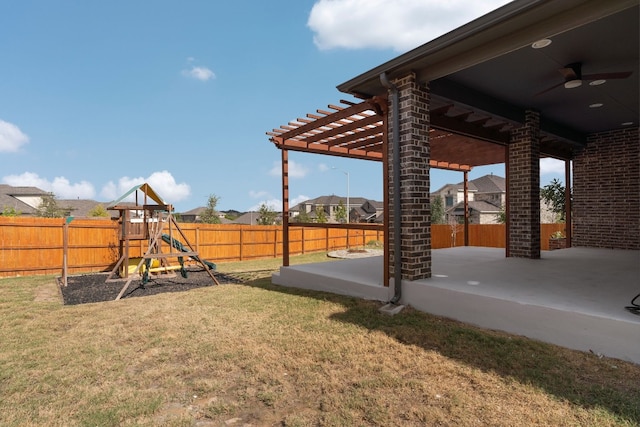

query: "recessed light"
left=531, top=39, right=552, bottom=49
left=564, top=79, right=582, bottom=89
left=589, top=79, right=606, bottom=86
left=621, top=121, right=633, bottom=126
left=589, top=103, right=603, bottom=108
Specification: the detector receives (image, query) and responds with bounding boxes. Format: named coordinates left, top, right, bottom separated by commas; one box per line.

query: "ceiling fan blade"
left=583, top=71, right=632, bottom=80
left=534, top=81, right=565, bottom=97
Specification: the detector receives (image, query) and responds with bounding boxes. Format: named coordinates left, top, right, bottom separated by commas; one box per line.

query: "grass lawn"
left=1, top=252, right=639, bottom=426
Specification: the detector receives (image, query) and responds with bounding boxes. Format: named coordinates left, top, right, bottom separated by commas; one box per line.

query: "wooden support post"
left=463, top=170, right=469, bottom=246
left=274, top=228, right=278, bottom=258
left=282, top=149, right=290, bottom=266
left=62, top=219, right=69, bottom=286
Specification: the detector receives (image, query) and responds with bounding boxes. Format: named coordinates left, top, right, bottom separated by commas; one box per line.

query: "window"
left=445, top=195, right=454, bottom=207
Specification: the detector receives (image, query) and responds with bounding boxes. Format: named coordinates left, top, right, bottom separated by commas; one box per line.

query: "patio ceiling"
left=337, top=0, right=638, bottom=152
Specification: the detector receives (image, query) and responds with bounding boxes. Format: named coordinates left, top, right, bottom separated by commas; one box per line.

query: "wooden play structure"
left=106, top=183, right=219, bottom=300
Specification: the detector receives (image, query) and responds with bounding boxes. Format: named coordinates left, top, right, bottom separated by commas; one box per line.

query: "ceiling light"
left=564, top=79, right=582, bottom=89
left=621, top=121, right=633, bottom=126
left=531, top=39, right=552, bottom=49
left=589, top=103, right=603, bottom=108
left=589, top=79, right=606, bottom=86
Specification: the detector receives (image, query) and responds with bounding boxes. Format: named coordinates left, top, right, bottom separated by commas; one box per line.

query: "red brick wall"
left=573, top=127, right=639, bottom=249
left=507, top=110, right=541, bottom=258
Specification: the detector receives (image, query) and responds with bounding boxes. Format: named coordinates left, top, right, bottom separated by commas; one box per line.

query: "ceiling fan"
left=535, top=62, right=632, bottom=96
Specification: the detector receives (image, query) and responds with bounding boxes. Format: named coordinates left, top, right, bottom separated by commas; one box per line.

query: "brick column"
left=573, top=128, right=639, bottom=249
left=507, top=110, right=541, bottom=258
left=389, top=73, right=431, bottom=280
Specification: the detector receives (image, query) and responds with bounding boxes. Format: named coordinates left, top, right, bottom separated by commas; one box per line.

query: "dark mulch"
left=59, top=267, right=243, bottom=305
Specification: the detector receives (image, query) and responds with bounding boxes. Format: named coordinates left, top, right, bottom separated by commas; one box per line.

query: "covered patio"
left=267, top=0, right=639, bottom=363
left=273, top=247, right=640, bottom=364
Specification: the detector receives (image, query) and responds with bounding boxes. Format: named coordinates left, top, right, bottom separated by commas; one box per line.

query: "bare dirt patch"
left=33, top=282, right=62, bottom=303
left=59, top=268, right=243, bottom=305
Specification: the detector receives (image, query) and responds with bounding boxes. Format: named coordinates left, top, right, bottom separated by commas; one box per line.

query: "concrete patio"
left=273, top=247, right=640, bottom=364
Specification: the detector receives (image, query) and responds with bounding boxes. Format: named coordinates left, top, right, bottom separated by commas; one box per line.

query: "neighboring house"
left=1, top=184, right=111, bottom=218
left=179, top=207, right=231, bottom=223
left=291, top=195, right=383, bottom=223
left=431, top=174, right=504, bottom=224
left=351, top=199, right=384, bottom=223
left=232, top=211, right=281, bottom=225
left=432, top=174, right=555, bottom=224
left=447, top=200, right=502, bottom=224
left=0, top=185, right=50, bottom=215
left=58, top=199, right=114, bottom=218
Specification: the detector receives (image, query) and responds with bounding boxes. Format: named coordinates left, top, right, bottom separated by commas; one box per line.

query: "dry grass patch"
left=1, top=256, right=638, bottom=426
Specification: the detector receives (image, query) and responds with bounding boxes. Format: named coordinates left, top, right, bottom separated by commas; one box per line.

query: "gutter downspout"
left=380, top=72, right=402, bottom=304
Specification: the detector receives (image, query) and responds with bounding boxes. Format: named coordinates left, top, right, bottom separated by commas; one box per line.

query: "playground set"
left=105, top=183, right=219, bottom=300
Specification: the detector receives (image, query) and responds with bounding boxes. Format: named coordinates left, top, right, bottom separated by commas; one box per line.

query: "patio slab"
left=273, top=247, right=640, bottom=364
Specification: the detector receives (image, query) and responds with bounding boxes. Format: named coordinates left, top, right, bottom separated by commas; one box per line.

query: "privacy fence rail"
left=0, top=217, right=564, bottom=278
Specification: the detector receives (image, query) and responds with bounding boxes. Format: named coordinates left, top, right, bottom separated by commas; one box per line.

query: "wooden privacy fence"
left=0, top=217, right=565, bottom=278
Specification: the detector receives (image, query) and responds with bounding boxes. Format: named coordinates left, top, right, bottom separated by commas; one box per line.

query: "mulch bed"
left=59, top=267, right=243, bottom=305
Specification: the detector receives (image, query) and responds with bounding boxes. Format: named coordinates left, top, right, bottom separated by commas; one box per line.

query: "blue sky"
left=0, top=0, right=566, bottom=212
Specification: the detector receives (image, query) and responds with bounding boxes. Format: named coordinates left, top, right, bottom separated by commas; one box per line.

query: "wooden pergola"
left=267, top=96, right=524, bottom=286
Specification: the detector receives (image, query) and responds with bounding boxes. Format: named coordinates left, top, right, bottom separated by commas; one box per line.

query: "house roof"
left=465, top=174, right=506, bottom=193
left=232, top=211, right=279, bottom=225
left=337, top=0, right=638, bottom=151
left=450, top=200, right=502, bottom=214
left=0, top=185, right=50, bottom=214
left=181, top=206, right=207, bottom=215
left=58, top=199, right=112, bottom=218
left=293, top=195, right=370, bottom=210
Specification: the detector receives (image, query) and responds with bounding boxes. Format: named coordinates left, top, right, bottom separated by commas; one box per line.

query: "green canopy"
left=107, top=183, right=166, bottom=208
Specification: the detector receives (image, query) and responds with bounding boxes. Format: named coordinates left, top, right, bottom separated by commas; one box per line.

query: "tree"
left=200, top=194, right=221, bottom=224
left=293, top=210, right=310, bottom=223
left=256, top=203, right=278, bottom=225
left=541, top=178, right=568, bottom=222
left=315, top=204, right=327, bottom=223
left=335, top=200, right=347, bottom=223
left=35, top=195, right=64, bottom=218
left=1, top=206, right=21, bottom=216
left=431, top=195, right=445, bottom=224
left=88, top=204, right=109, bottom=218
left=495, top=204, right=506, bottom=224
left=448, top=214, right=463, bottom=247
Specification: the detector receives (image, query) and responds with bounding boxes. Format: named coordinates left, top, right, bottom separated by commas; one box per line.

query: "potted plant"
left=549, top=230, right=567, bottom=250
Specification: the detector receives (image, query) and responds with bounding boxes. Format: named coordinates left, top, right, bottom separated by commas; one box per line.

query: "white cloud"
left=268, top=160, right=309, bottom=178
left=248, top=194, right=309, bottom=212
left=0, top=120, right=29, bottom=152
left=291, top=194, right=310, bottom=206
left=182, top=66, right=216, bottom=81
left=308, top=0, right=511, bottom=52
left=540, top=158, right=566, bottom=175
left=100, top=170, right=190, bottom=202
left=318, top=163, right=330, bottom=172
left=248, top=198, right=281, bottom=212
left=2, top=172, right=96, bottom=199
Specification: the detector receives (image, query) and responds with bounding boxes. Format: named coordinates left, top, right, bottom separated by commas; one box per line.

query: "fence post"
left=239, top=227, right=244, bottom=261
